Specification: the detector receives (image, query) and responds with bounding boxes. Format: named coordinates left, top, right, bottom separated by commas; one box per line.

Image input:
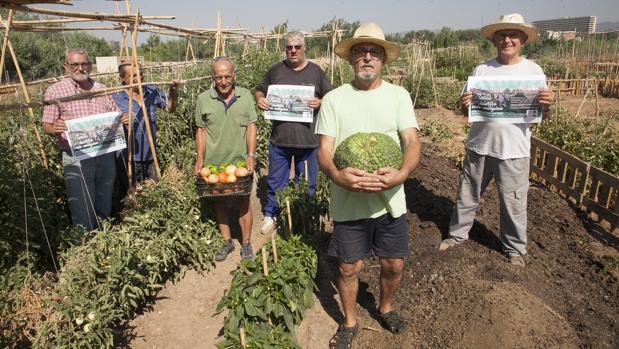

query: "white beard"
left=356, top=71, right=377, bottom=81
left=71, top=72, right=90, bottom=82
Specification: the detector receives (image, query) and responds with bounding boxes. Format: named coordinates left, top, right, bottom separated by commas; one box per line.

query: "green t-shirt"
left=195, top=86, right=257, bottom=165
left=315, top=80, right=419, bottom=222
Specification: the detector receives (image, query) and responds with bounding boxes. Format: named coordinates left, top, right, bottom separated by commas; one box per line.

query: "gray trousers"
left=63, top=151, right=116, bottom=231
left=448, top=150, right=530, bottom=256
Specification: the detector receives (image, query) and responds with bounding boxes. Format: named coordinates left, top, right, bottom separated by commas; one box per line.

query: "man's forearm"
left=195, top=128, right=206, bottom=163
left=246, top=123, right=256, bottom=154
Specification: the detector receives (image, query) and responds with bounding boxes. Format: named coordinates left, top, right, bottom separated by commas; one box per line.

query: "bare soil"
left=122, top=102, right=618, bottom=348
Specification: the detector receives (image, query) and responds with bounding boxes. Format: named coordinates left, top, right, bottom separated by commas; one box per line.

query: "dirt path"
left=123, top=174, right=336, bottom=349
left=123, top=104, right=618, bottom=348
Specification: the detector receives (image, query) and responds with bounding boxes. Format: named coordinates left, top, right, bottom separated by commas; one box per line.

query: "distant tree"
left=145, top=34, right=161, bottom=49
left=4, top=31, right=112, bottom=80
left=433, top=27, right=457, bottom=48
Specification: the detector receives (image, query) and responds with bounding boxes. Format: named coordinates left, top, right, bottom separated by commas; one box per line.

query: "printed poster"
left=467, top=75, right=547, bottom=123
left=65, top=111, right=126, bottom=160
left=264, top=84, right=314, bottom=123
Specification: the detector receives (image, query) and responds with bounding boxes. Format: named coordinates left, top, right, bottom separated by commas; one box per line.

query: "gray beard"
left=71, top=72, right=90, bottom=82
left=356, top=71, right=377, bottom=81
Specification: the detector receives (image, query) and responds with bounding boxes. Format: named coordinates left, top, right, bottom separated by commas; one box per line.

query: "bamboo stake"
left=0, top=3, right=174, bottom=23
left=574, top=86, right=590, bottom=118
left=239, top=327, right=247, bottom=347
left=0, top=77, right=210, bottom=111
left=286, top=198, right=292, bottom=235
left=130, top=12, right=161, bottom=178
left=271, top=233, right=278, bottom=263
left=0, top=10, right=13, bottom=84
left=127, top=84, right=134, bottom=190
left=261, top=246, right=269, bottom=276
left=594, top=77, right=599, bottom=118
left=0, top=13, right=47, bottom=168
left=304, top=159, right=308, bottom=182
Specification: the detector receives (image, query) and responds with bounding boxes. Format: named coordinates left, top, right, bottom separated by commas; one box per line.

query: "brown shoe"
left=438, top=238, right=458, bottom=251
left=508, top=255, right=526, bottom=267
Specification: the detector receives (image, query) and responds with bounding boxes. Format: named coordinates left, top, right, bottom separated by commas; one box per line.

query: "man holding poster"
left=42, top=48, right=128, bottom=231
left=255, top=31, right=333, bottom=234
left=439, top=14, right=554, bottom=267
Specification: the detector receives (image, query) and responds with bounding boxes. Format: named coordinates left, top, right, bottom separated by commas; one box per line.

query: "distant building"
left=532, top=16, right=597, bottom=35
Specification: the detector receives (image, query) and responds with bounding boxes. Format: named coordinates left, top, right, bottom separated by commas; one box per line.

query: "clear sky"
left=38, top=0, right=619, bottom=41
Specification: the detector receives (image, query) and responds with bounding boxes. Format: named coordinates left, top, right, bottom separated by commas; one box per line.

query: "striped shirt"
left=42, top=77, right=121, bottom=150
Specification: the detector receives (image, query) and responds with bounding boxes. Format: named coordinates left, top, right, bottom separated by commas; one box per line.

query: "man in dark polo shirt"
left=255, top=31, right=334, bottom=234
left=194, top=57, right=257, bottom=262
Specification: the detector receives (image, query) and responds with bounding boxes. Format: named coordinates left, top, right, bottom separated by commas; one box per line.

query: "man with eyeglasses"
left=42, top=48, right=128, bottom=231
left=194, top=57, right=257, bottom=262
left=254, top=31, right=333, bottom=235
left=439, top=14, right=554, bottom=268
left=111, top=60, right=178, bottom=196
left=315, top=23, right=421, bottom=348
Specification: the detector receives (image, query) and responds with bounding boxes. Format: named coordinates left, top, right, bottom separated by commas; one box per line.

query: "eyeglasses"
left=493, top=32, right=523, bottom=41
left=351, top=47, right=384, bottom=59
left=67, top=62, right=91, bottom=69
left=285, top=45, right=303, bottom=51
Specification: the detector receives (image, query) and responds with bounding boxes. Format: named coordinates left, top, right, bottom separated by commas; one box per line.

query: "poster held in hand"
left=467, top=75, right=546, bottom=123
left=264, top=84, right=314, bottom=123
left=65, top=111, right=126, bottom=160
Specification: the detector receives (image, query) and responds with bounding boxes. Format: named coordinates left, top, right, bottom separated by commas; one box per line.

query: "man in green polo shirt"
left=194, top=56, right=257, bottom=262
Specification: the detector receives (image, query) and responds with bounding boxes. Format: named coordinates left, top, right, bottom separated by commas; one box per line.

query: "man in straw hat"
left=438, top=14, right=554, bottom=267
left=316, top=22, right=422, bottom=347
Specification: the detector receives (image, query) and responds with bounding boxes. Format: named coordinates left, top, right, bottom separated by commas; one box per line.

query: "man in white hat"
left=316, top=22, right=422, bottom=348
left=439, top=14, right=554, bottom=267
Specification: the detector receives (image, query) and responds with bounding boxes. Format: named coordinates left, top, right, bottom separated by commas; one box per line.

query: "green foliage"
left=405, top=76, right=463, bottom=111
left=216, top=235, right=317, bottom=346
left=276, top=174, right=330, bottom=235
left=434, top=47, right=482, bottom=80
left=5, top=31, right=113, bottom=80
left=2, top=167, right=221, bottom=348
left=216, top=323, right=301, bottom=349
left=533, top=110, right=619, bottom=176
left=421, top=120, right=455, bottom=141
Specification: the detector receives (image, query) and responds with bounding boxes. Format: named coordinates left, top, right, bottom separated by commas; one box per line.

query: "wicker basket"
left=196, top=173, right=253, bottom=198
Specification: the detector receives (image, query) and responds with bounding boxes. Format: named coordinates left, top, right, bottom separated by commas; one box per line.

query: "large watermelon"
left=333, top=132, right=402, bottom=173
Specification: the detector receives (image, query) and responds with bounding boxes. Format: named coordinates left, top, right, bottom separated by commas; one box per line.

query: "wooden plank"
left=596, top=184, right=612, bottom=208
left=581, top=197, right=619, bottom=227
left=589, top=165, right=619, bottom=188
left=530, top=166, right=583, bottom=203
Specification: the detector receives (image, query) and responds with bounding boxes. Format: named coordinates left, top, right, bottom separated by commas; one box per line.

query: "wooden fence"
left=547, top=77, right=619, bottom=98
left=530, top=136, right=619, bottom=231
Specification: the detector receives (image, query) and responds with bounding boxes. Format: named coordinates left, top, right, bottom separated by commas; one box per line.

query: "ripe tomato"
left=217, top=172, right=228, bottom=183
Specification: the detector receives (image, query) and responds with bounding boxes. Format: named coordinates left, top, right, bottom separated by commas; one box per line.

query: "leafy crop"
left=216, top=235, right=317, bottom=347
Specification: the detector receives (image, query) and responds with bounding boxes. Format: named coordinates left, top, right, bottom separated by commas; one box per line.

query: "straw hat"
left=335, top=22, right=401, bottom=64
left=481, top=13, right=539, bottom=44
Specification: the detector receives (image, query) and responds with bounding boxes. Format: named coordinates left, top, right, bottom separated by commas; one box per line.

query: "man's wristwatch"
left=248, top=152, right=256, bottom=158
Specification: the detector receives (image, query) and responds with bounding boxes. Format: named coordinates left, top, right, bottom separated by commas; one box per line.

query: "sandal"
left=378, top=311, right=407, bottom=333
left=329, top=323, right=359, bottom=349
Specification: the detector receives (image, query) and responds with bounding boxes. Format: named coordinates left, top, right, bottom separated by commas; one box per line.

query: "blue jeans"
left=263, top=143, right=318, bottom=217
left=63, top=151, right=116, bottom=231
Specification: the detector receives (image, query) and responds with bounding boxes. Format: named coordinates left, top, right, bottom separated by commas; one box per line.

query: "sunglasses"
left=285, top=45, right=303, bottom=51
left=351, top=47, right=384, bottom=59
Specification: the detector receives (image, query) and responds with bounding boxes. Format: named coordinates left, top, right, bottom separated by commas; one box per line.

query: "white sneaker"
left=261, top=216, right=277, bottom=235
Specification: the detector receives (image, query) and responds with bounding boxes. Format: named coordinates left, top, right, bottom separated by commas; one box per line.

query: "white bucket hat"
left=481, top=13, right=539, bottom=44
left=334, top=22, right=401, bottom=64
